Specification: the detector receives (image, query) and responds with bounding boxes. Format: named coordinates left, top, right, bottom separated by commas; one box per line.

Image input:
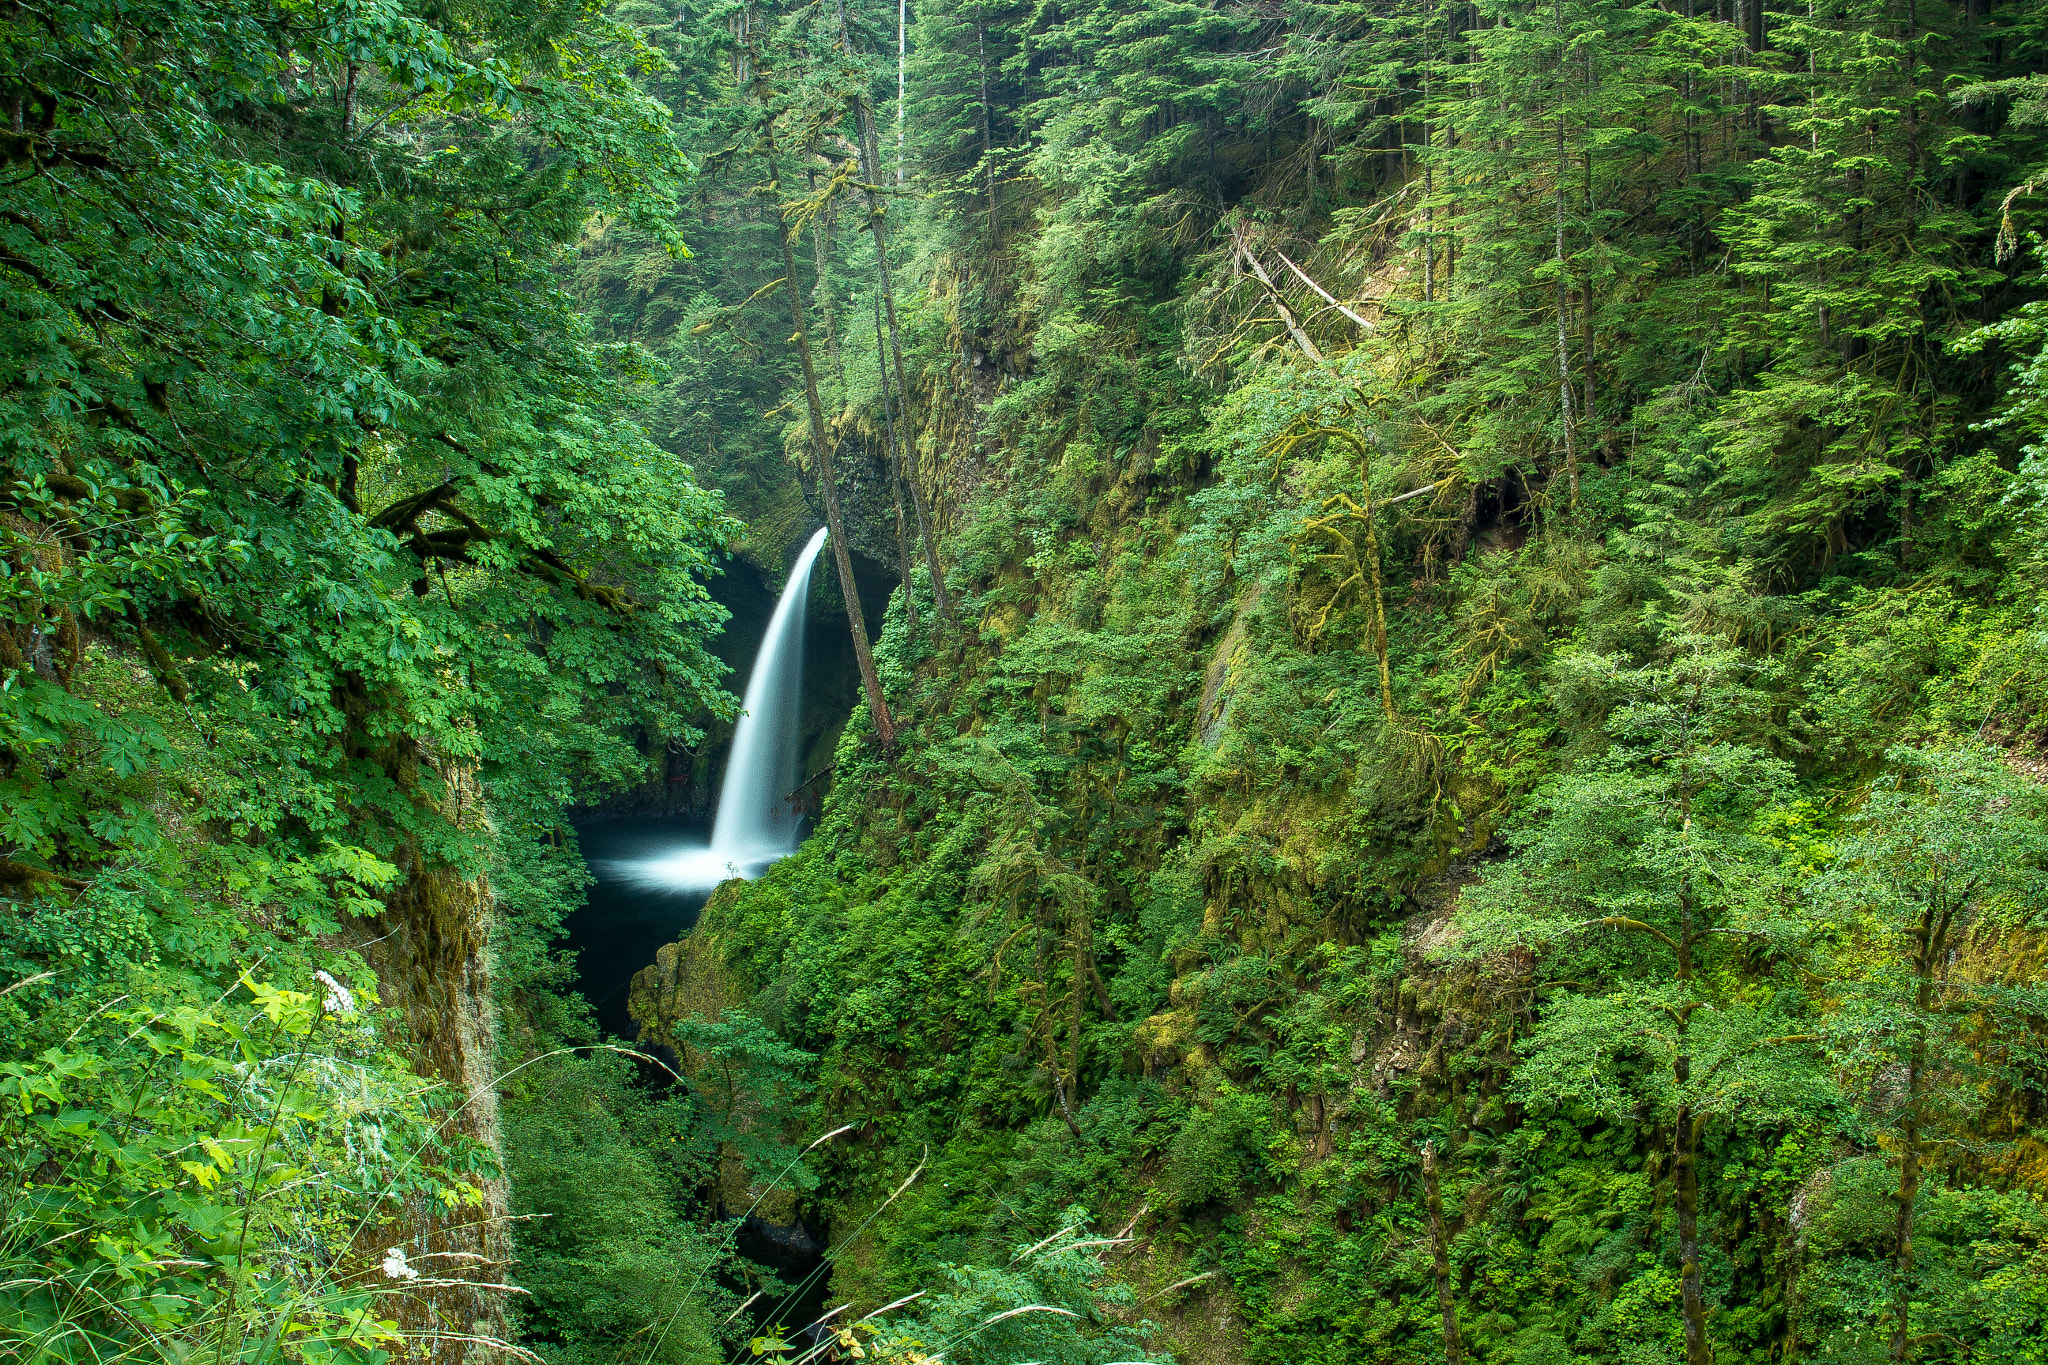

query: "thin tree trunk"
left=897, top=0, right=907, bottom=185
left=835, top=0, right=961, bottom=635
left=1423, top=0, right=1435, bottom=304
left=1364, top=493, right=1393, bottom=719
left=1581, top=77, right=1595, bottom=434
left=1553, top=97, right=1578, bottom=510
left=1784, top=1220, right=1804, bottom=1365
left=875, top=287, right=919, bottom=632
left=1343, top=431, right=1396, bottom=719
left=1890, top=900, right=1951, bottom=1364
left=1889, top=1043, right=1923, bottom=1365
left=976, top=9, right=998, bottom=236
left=1675, top=876, right=1710, bottom=1365
left=1446, top=120, right=1458, bottom=282
left=758, top=107, right=897, bottom=749
left=810, top=162, right=847, bottom=393
left=1424, top=1144, right=1465, bottom=1365
left=1675, top=1086, right=1708, bottom=1365
left=1582, top=276, right=1596, bottom=450
left=1068, top=909, right=1089, bottom=1108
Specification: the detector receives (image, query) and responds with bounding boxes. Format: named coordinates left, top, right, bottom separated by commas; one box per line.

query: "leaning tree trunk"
left=758, top=116, right=896, bottom=748
left=834, top=0, right=960, bottom=635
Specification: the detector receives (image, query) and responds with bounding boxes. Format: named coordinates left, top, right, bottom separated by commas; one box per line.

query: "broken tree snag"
left=1270, top=247, right=1374, bottom=332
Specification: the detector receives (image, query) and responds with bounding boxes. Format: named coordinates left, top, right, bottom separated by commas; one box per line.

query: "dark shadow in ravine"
left=563, top=814, right=715, bottom=1039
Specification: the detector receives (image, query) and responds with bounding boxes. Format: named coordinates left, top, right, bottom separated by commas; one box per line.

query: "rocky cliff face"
left=355, top=866, right=511, bottom=1362
left=344, top=766, right=514, bottom=1363
left=628, top=885, right=810, bottom=1230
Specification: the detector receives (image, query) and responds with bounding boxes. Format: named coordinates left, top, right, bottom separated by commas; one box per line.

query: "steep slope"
left=617, top=1, right=2048, bottom=1362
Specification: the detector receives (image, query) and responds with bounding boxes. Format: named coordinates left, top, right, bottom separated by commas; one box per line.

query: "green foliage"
left=1794, top=1166, right=2048, bottom=1364
left=2, top=0, right=745, bottom=1355
left=865, top=1211, right=1161, bottom=1365
left=1160, top=1087, right=1282, bottom=1213
left=14, top=0, right=2048, bottom=1355
left=0, top=978, right=470, bottom=1362
left=615, top=0, right=2048, bottom=1351
left=503, top=1051, right=727, bottom=1365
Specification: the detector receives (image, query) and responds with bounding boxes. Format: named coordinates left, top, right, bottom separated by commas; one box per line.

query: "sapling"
left=1454, top=632, right=1828, bottom=1365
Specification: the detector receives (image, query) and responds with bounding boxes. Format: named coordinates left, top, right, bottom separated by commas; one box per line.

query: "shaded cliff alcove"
left=562, top=536, right=894, bottom=1037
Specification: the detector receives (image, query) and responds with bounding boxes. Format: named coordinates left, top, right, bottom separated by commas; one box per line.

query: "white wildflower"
left=382, top=1246, right=420, bottom=1280
left=314, top=970, right=355, bottom=1017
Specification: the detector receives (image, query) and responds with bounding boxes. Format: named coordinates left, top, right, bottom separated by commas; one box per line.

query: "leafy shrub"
left=0, top=978, right=476, bottom=1362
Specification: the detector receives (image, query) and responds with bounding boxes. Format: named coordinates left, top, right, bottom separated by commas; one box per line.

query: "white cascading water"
left=623, top=527, right=830, bottom=890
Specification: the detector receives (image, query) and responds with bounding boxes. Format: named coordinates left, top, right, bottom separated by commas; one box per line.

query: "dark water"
left=564, top=814, right=716, bottom=1039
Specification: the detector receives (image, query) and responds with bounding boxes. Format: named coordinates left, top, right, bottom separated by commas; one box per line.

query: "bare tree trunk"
left=757, top=91, right=897, bottom=749
left=1237, top=238, right=1324, bottom=364
left=835, top=0, right=961, bottom=635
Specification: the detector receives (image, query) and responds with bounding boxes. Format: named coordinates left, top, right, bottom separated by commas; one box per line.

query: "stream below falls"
left=561, top=529, right=840, bottom=1334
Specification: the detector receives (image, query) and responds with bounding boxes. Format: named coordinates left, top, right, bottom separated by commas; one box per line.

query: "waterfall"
left=708, top=526, right=828, bottom=863
left=622, top=527, right=829, bottom=890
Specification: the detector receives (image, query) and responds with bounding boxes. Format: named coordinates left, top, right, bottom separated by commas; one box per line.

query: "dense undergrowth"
left=11, top=0, right=2048, bottom=1360
left=0, top=0, right=764, bottom=1357
left=612, top=0, right=2048, bottom=1363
